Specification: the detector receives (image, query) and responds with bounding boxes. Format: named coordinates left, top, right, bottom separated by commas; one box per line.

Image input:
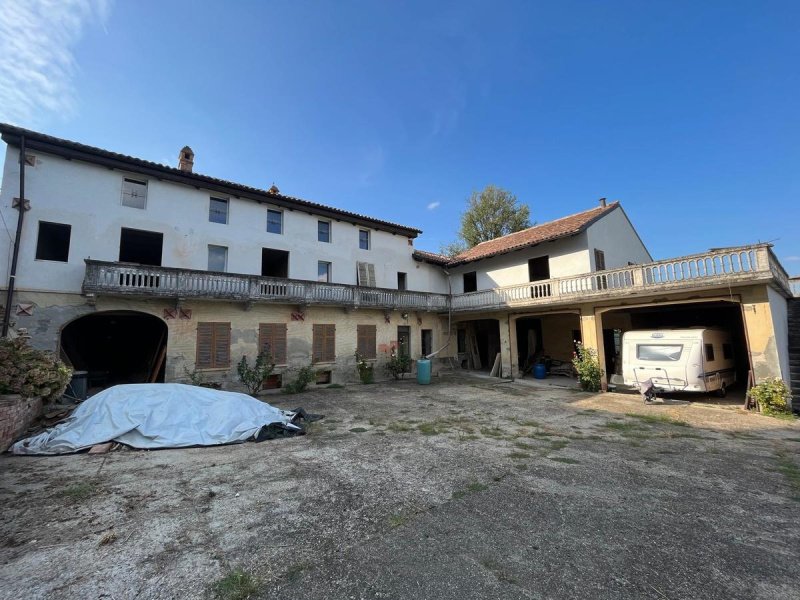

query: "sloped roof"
left=0, top=123, right=422, bottom=237
left=412, top=249, right=450, bottom=266
left=448, top=202, right=620, bottom=266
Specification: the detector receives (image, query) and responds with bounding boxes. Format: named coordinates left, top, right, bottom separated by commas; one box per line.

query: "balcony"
left=451, top=244, right=790, bottom=312
left=83, top=260, right=450, bottom=312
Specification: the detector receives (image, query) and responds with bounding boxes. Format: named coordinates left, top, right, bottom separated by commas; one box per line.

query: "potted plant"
left=354, top=350, right=374, bottom=384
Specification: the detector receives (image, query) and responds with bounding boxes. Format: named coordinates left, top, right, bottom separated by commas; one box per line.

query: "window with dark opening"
left=359, top=229, right=370, bottom=250
left=35, top=221, right=71, bottom=262
left=704, top=343, right=715, bottom=362
left=318, top=220, right=331, bottom=243
left=463, top=271, right=477, bottom=293
left=318, top=261, right=332, bottom=283
left=594, top=249, right=606, bottom=271
left=528, top=256, right=550, bottom=281
left=397, top=272, right=407, bottom=290
left=421, top=329, right=433, bottom=357
left=209, top=197, right=228, bottom=224
left=119, top=228, right=163, bottom=266
left=261, top=248, right=289, bottom=277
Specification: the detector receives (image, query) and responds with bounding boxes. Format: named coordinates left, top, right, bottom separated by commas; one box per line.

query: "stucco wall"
left=585, top=207, right=652, bottom=270
left=0, top=147, right=448, bottom=294
left=767, top=286, right=790, bottom=383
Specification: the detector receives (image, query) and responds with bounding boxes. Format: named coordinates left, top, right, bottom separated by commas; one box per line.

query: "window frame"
left=121, top=177, right=148, bottom=210
left=209, top=196, right=229, bottom=225
left=463, top=271, right=478, bottom=293
left=359, top=229, right=370, bottom=250
left=266, top=209, right=283, bottom=234
left=704, top=343, right=715, bottom=362
left=196, top=322, right=231, bottom=369
left=35, top=221, right=71, bottom=262
left=357, top=324, right=377, bottom=360
left=207, top=244, right=228, bottom=272
left=594, top=249, right=606, bottom=271
left=318, top=220, right=332, bottom=243
left=318, top=261, right=332, bottom=283
left=397, top=272, right=407, bottom=291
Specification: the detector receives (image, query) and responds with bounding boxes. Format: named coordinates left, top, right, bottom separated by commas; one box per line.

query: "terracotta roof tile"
left=449, top=202, right=619, bottom=266
left=412, top=249, right=450, bottom=266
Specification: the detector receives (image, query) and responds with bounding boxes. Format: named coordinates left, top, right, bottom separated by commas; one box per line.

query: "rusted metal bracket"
left=12, top=197, right=30, bottom=211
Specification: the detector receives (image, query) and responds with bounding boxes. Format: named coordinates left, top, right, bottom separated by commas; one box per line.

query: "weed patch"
left=61, top=482, right=95, bottom=502
left=774, top=451, right=800, bottom=501
left=513, top=441, right=535, bottom=450
left=480, top=426, right=505, bottom=438
left=452, top=481, right=489, bottom=500
left=507, top=452, right=530, bottom=460
left=418, top=422, right=449, bottom=436
left=549, top=457, right=580, bottom=465
left=388, top=513, right=409, bottom=528
left=387, top=421, right=413, bottom=433
left=349, top=427, right=368, bottom=433
left=626, top=413, right=690, bottom=427
left=211, top=569, right=259, bottom=600
left=549, top=440, right=569, bottom=451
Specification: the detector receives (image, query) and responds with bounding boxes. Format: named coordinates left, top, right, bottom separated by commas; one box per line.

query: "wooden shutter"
left=259, top=323, right=287, bottom=365
left=197, top=322, right=230, bottom=368
left=594, top=249, right=606, bottom=271
left=313, top=324, right=336, bottom=363
left=357, top=262, right=376, bottom=287
left=357, top=324, right=376, bottom=359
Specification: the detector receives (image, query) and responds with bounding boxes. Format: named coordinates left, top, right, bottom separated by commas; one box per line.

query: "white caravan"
left=621, top=328, right=737, bottom=396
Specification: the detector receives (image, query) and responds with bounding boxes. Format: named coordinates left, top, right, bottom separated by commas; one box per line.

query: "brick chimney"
left=598, top=197, right=607, bottom=207
left=179, top=146, right=194, bottom=172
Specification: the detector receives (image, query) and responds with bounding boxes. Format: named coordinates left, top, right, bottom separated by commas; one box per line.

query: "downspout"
left=2, top=135, right=27, bottom=338
left=425, top=268, right=452, bottom=359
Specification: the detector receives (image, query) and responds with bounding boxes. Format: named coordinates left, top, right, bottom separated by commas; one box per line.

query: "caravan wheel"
left=716, top=384, right=727, bottom=398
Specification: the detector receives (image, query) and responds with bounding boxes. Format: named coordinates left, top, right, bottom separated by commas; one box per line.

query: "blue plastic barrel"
left=416, top=359, right=432, bottom=385
left=533, top=363, right=547, bottom=379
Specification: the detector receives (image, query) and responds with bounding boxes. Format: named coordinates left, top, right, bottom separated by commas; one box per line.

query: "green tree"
left=446, top=185, right=530, bottom=252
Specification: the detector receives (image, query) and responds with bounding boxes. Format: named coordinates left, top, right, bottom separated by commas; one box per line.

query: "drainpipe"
left=2, top=135, right=27, bottom=338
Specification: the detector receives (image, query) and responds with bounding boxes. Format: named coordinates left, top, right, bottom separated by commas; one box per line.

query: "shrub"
left=354, top=350, right=374, bottom=384
left=384, top=346, right=411, bottom=380
left=282, top=365, right=315, bottom=394
left=572, top=342, right=602, bottom=392
left=750, top=378, right=792, bottom=416
left=236, top=351, right=275, bottom=396
left=182, top=366, right=222, bottom=389
left=0, top=337, right=72, bottom=402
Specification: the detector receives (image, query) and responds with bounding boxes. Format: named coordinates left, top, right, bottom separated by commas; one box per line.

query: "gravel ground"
left=1, top=375, right=799, bottom=600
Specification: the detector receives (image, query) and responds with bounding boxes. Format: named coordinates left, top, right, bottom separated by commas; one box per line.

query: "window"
left=357, top=324, right=376, bottom=360
left=421, top=329, right=433, bottom=357
left=259, top=323, right=287, bottom=365
left=704, top=343, right=715, bottom=362
left=722, top=343, right=733, bottom=360
left=196, top=322, right=230, bottom=369
left=594, top=249, right=606, bottom=271
left=318, top=261, right=332, bottom=283
left=357, top=262, right=376, bottom=287
left=318, top=220, right=331, bottom=243
left=121, top=177, right=147, bottom=209
left=636, top=344, right=683, bottom=362
left=209, top=197, right=228, bottom=224
left=267, top=209, right=283, bottom=234
left=208, top=245, right=228, bottom=272
left=528, top=256, right=551, bottom=297
left=397, top=272, right=407, bottom=291
left=359, top=229, right=370, bottom=250
left=35, top=221, right=71, bottom=262
left=463, top=271, right=477, bottom=293
left=312, top=324, right=336, bottom=363
left=261, top=248, right=289, bottom=278
left=119, top=227, right=163, bottom=266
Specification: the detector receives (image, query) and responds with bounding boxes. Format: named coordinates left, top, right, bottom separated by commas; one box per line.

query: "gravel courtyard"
left=1, top=375, right=799, bottom=600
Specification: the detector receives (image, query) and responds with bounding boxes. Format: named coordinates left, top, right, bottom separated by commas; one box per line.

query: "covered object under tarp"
left=11, top=384, right=301, bottom=455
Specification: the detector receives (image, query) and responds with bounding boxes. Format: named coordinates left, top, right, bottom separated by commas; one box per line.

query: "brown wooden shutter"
left=313, top=324, right=335, bottom=363
left=357, top=324, right=376, bottom=359
left=324, top=325, right=335, bottom=362
left=196, top=323, right=213, bottom=368
left=312, top=324, right=323, bottom=363
left=259, top=323, right=287, bottom=365
left=213, top=323, right=231, bottom=368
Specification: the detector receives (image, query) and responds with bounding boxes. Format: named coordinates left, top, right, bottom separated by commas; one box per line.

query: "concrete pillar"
left=579, top=305, right=607, bottom=390
left=498, top=315, right=514, bottom=378
left=740, top=287, right=786, bottom=383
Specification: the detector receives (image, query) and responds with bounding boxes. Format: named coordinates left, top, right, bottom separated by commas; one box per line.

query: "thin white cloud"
left=0, top=0, right=111, bottom=126
left=783, top=255, right=800, bottom=262
left=427, top=201, right=440, bottom=211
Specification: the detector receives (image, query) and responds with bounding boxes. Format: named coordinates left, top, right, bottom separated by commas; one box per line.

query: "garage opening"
left=456, top=319, right=500, bottom=371
left=515, top=313, right=580, bottom=378
left=601, top=300, right=750, bottom=397
left=60, top=311, right=168, bottom=392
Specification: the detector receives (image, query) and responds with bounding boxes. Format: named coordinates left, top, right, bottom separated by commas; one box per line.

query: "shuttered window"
left=356, top=324, right=376, bottom=360
left=196, top=322, right=231, bottom=369
left=357, top=262, right=376, bottom=287
left=312, top=324, right=336, bottom=363
left=594, top=249, right=606, bottom=271
left=259, top=323, right=288, bottom=365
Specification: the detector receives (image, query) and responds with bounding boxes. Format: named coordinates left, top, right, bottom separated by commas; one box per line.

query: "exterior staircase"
left=789, top=298, right=800, bottom=413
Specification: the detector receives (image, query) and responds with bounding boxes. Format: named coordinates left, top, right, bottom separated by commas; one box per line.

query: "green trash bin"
left=416, top=359, right=431, bottom=385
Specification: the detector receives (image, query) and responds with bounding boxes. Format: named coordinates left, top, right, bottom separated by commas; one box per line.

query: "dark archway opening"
left=61, top=311, right=167, bottom=391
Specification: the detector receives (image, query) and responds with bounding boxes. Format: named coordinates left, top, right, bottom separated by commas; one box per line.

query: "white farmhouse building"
left=0, top=123, right=796, bottom=406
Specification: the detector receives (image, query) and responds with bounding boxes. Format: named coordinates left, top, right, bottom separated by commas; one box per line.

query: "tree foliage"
left=445, top=185, right=530, bottom=253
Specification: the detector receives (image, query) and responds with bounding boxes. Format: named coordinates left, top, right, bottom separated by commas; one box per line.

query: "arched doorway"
left=60, top=311, right=168, bottom=391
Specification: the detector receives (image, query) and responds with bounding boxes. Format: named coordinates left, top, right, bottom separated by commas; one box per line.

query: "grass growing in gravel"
left=549, top=457, right=580, bottom=465
left=774, top=451, right=800, bottom=501
left=418, top=421, right=449, bottom=436
left=507, top=452, right=530, bottom=460
left=349, top=427, right=368, bottom=433
left=452, top=481, right=489, bottom=499
left=387, top=421, right=414, bottom=433
left=388, top=513, right=410, bottom=528
left=626, top=413, right=690, bottom=427
left=211, top=568, right=259, bottom=600
left=61, top=482, right=95, bottom=502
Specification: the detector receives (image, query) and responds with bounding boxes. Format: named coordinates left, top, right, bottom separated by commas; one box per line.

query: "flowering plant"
left=354, top=350, right=374, bottom=384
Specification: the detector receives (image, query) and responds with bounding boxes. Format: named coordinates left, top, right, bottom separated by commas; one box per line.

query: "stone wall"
left=0, top=395, right=42, bottom=452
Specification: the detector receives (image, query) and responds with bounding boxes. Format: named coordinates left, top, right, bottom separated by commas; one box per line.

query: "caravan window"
left=636, top=344, right=683, bottom=361
left=704, top=344, right=715, bottom=361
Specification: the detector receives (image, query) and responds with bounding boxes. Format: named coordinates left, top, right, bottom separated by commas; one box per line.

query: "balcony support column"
left=579, top=305, right=607, bottom=391
left=499, top=314, right=514, bottom=378
left=740, top=286, right=790, bottom=392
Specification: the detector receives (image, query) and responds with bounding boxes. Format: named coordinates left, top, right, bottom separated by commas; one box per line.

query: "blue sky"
left=1, top=0, right=799, bottom=270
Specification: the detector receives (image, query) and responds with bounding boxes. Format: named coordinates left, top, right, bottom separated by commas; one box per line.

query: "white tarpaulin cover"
left=11, top=383, right=299, bottom=455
